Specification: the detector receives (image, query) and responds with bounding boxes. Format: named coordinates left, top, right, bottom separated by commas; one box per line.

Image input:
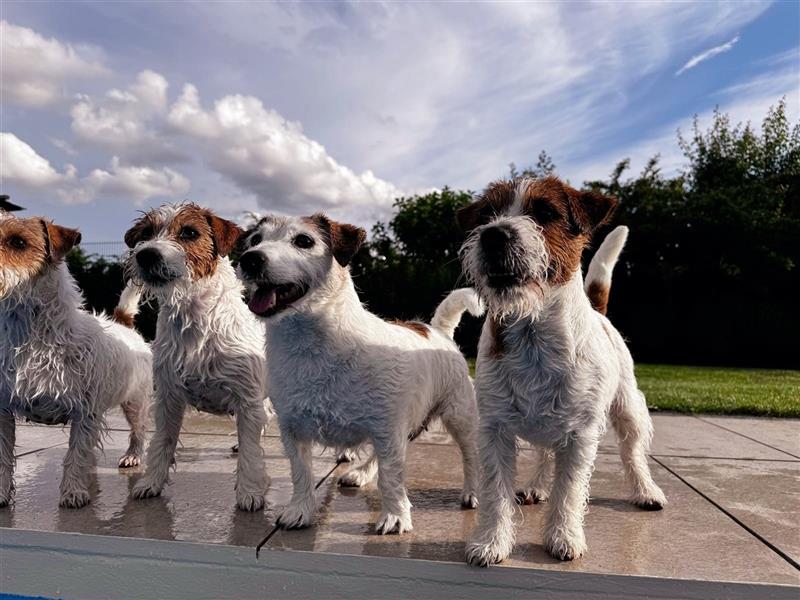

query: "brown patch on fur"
left=112, top=308, right=135, bottom=328
left=0, top=217, right=50, bottom=275
left=519, top=177, right=617, bottom=286
left=456, top=180, right=515, bottom=233
left=389, top=320, right=430, bottom=338
left=124, top=213, right=161, bottom=249
left=304, top=213, right=366, bottom=267
left=206, top=214, right=242, bottom=257
left=586, top=281, right=610, bottom=315
left=42, top=221, right=81, bottom=262
left=488, top=316, right=505, bottom=357
left=168, top=205, right=221, bottom=279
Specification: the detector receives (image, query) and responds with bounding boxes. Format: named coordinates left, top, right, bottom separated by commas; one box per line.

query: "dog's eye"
left=179, top=226, right=200, bottom=242
left=8, top=236, right=26, bottom=250
left=249, top=234, right=262, bottom=248
left=293, top=234, right=315, bottom=249
left=139, top=226, right=154, bottom=242
left=531, top=200, right=559, bottom=225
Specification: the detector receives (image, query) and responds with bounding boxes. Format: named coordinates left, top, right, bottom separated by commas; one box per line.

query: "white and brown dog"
left=0, top=212, right=151, bottom=508
left=124, top=203, right=270, bottom=511
left=237, top=214, right=482, bottom=534
left=459, top=176, right=666, bottom=565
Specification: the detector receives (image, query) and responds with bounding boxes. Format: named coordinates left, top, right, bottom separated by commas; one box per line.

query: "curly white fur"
left=0, top=253, right=151, bottom=509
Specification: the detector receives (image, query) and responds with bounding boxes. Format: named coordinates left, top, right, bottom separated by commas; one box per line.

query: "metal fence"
left=80, top=242, right=128, bottom=261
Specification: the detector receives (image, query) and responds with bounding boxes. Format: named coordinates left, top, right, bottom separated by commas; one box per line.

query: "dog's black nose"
left=239, top=251, right=266, bottom=277
left=480, top=226, right=512, bottom=255
left=135, top=247, right=162, bottom=269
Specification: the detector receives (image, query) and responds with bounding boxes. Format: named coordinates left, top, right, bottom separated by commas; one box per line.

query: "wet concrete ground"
left=2, top=410, right=798, bottom=586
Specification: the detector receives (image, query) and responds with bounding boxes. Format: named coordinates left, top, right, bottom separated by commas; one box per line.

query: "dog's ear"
left=42, top=220, right=81, bottom=262
left=206, top=214, right=243, bottom=257
left=569, top=190, right=617, bottom=235
left=456, top=201, right=483, bottom=234
left=309, top=213, right=366, bottom=267
left=124, top=217, right=152, bottom=249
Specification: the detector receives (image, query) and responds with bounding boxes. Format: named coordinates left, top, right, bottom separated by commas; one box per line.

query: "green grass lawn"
left=466, top=360, right=800, bottom=417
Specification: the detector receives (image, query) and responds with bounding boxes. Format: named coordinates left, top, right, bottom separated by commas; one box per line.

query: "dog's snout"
left=135, top=247, right=162, bottom=269
left=239, top=251, right=266, bottom=277
left=480, top=226, right=513, bottom=255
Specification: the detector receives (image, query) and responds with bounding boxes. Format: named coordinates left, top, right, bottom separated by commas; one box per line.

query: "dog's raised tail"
left=585, top=225, right=628, bottom=315
left=112, top=280, right=143, bottom=328
left=431, top=288, right=484, bottom=339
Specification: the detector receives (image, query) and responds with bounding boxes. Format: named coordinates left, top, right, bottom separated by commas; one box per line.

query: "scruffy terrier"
left=124, top=203, right=270, bottom=511
left=458, top=176, right=666, bottom=565
left=0, top=211, right=151, bottom=508
left=237, top=214, right=483, bottom=534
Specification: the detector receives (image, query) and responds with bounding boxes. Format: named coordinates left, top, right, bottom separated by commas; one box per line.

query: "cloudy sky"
left=1, top=1, right=797, bottom=241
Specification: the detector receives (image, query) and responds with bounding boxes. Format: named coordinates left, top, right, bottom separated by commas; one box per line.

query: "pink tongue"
left=249, top=288, right=277, bottom=314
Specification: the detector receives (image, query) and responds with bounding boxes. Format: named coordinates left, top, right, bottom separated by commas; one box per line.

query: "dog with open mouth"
left=237, top=213, right=483, bottom=534
left=459, top=176, right=667, bottom=565
left=123, top=203, right=271, bottom=511
left=0, top=211, right=151, bottom=508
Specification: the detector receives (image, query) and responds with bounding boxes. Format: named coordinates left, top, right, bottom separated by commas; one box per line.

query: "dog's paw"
left=276, top=500, right=315, bottom=529
left=460, top=491, right=479, bottom=509
left=515, top=487, right=548, bottom=505
left=0, top=492, right=12, bottom=508
left=236, top=490, right=265, bottom=512
left=59, top=487, right=91, bottom=509
left=631, top=487, right=667, bottom=511
left=117, top=453, right=141, bottom=468
left=0, top=478, right=13, bottom=507
left=131, top=478, right=164, bottom=500
left=337, top=449, right=356, bottom=463
left=338, top=468, right=373, bottom=488
left=231, top=444, right=239, bottom=454
left=465, top=539, right=512, bottom=567
left=544, top=531, right=586, bottom=561
left=375, top=510, right=413, bottom=535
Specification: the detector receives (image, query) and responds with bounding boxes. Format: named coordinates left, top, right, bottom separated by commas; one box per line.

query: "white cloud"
left=168, top=85, right=403, bottom=218
left=0, top=132, right=71, bottom=187
left=676, top=35, right=740, bottom=76
left=0, top=20, right=108, bottom=107
left=70, top=70, right=183, bottom=161
left=0, top=132, right=188, bottom=205
left=58, top=157, right=190, bottom=205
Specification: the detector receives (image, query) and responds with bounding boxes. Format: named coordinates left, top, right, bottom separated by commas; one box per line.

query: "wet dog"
left=459, top=177, right=666, bottom=564
left=124, top=203, right=270, bottom=511
left=0, top=212, right=151, bottom=508
left=238, top=214, right=482, bottom=533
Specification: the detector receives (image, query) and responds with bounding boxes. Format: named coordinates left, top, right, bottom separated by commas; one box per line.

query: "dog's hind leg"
left=610, top=380, right=667, bottom=511
left=60, top=413, right=102, bottom=508
left=131, top=390, right=185, bottom=500
left=118, top=398, right=147, bottom=468
left=338, top=453, right=378, bottom=487
left=440, top=386, right=480, bottom=509
left=0, top=410, right=15, bottom=506
left=276, top=430, right=316, bottom=529
left=234, top=400, right=269, bottom=511
left=516, top=445, right=553, bottom=505
left=465, top=420, right=517, bottom=566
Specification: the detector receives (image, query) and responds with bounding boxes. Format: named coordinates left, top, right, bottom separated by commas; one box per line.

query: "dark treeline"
left=68, top=100, right=798, bottom=368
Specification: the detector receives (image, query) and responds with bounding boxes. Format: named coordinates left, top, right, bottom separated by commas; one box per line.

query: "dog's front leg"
left=276, top=431, right=316, bottom=529
left=543, top=430, right=601, bottom=561
left=0, top=409, right=15, bottom=507
left=233, top=400, right=268, bottom=511
left=516, top=446, right=553, bottom=505
left=373, top=436, right=413, bottom=535
left=131, top=390, right=185, bottom=500
left=465, top=421, right=517, bottom=566
left=59, top=413, right=101, bottom=508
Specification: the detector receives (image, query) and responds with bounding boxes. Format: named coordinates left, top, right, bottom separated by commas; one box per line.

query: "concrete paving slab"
left=659, top=456, right=800, bottom=563
left=600, top=414, right=794, bottom=460
left=265, top=443, right=800, bottom=585
left=698, top=416, right=800, bottom=459
left=13, top=423, right=69, bottom=456
left=0, top=428, right=338, bottom=547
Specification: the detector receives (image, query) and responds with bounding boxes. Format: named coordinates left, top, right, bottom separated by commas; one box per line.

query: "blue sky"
left=1, top=1, right=797, bottom=241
